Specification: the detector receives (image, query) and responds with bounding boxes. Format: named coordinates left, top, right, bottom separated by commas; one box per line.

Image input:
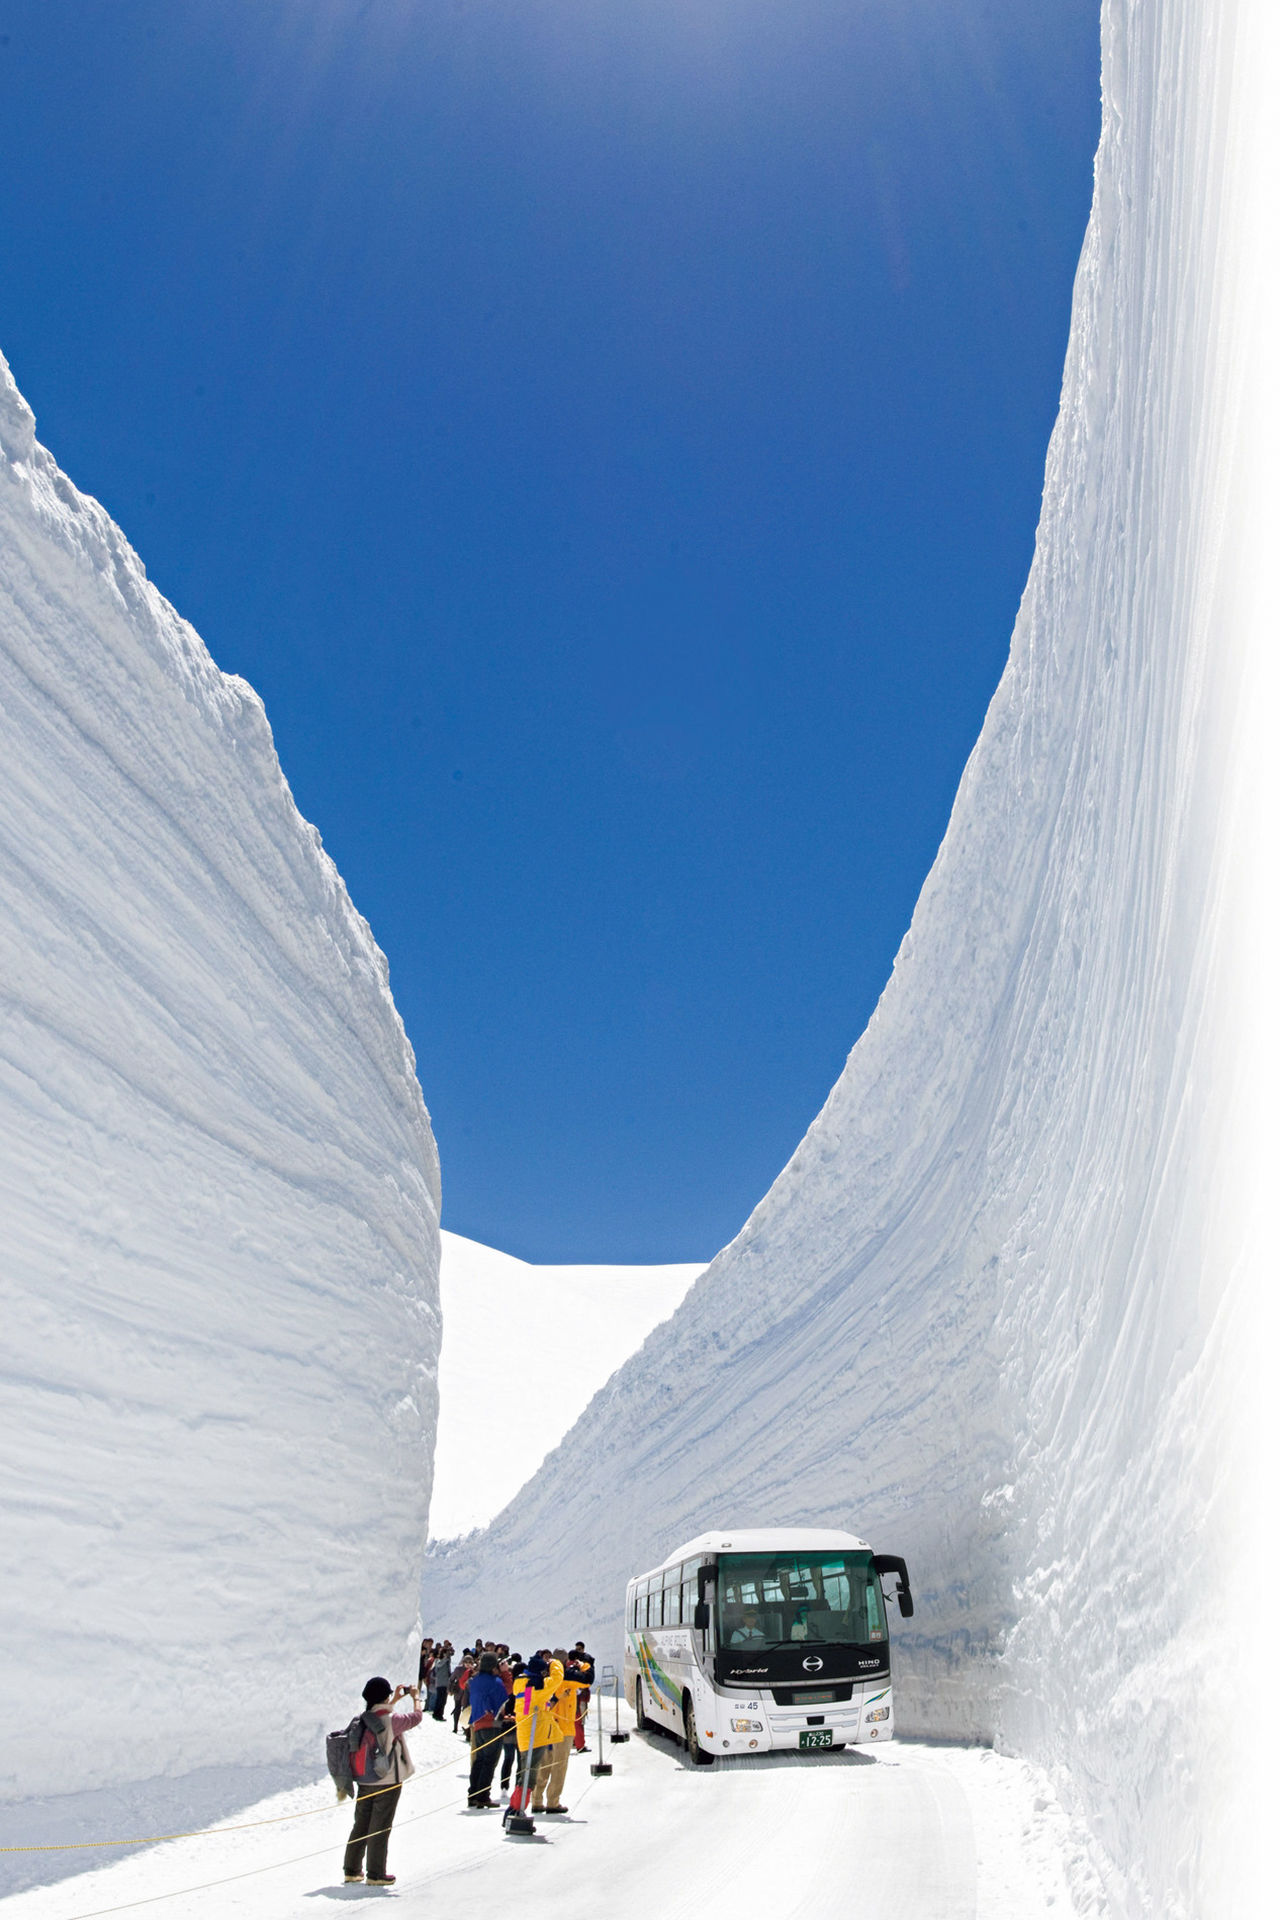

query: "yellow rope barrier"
left=0, top=1720, right=514, bottom=1854
left=57, top=1783, right=473, bottom=1920
left=55, top=1737, right=604, bottom=1920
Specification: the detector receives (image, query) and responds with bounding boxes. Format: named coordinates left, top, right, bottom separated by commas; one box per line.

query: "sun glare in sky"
left=0, top=0, right=1101, bottom=1258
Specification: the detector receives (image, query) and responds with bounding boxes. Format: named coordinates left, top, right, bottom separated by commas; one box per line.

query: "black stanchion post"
left=590, top=1675, right=612, bottom=1777
left=610, top=1664, right=629, bottom=1743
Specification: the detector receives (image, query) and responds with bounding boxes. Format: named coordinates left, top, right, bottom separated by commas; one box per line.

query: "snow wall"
left=424, top=2, right=1277, bottom=1913
left=0, top=352, right=441, bottom=1803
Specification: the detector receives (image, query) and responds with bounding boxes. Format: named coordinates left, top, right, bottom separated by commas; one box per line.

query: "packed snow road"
left=1, top=1710, right=1083, bottom=1920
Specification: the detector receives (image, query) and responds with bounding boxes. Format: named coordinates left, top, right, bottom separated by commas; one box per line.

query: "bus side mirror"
left=695, top=1564, right=715, bottom=1634
left=872, top=1553, right=914, bottom=1620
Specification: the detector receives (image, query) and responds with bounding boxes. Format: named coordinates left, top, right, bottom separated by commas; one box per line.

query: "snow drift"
left=0, top=352, right=441, bottom=1803
left=424, top=3, right=1276, bottom=1913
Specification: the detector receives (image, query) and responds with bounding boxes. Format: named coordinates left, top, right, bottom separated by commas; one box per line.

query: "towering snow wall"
left=0, top=354, right=441, bottom=1803
left=424, top=2, right=1276, bottom=1912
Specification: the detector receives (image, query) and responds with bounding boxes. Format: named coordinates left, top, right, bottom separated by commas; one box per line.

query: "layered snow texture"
left=431, top=1231, right=703, bottom=1539
left=424, top=4, right=1276, bottom=1914
left=0, top=355, right=441, bottom=1803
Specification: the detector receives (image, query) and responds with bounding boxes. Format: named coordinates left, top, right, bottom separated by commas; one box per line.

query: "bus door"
left=691, top=1561, right=716, bottom=1674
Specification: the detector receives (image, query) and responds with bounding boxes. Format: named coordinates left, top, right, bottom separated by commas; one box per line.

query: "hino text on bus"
left=622, top=1528, right=913, bottom=1761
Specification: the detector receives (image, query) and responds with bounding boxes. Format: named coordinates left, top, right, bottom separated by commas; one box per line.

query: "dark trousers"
left=468, top=1722, right=501, bottom=1805
left=343, top=1783, right=402, bottom=1881
left=430, top=1686, right=447, bottom=1720
left=497, top=1731, right=517, bottom=1788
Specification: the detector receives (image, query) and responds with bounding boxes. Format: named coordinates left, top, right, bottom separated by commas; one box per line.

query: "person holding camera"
left=506, top=1652, right=562, bottom=1819
left=342, top=1677, right=421, bottom=1887
left=542, top=1649, right=589, bottom=1812
left=429, top=1641, right=453, bottom=1720
left=465, top=1652, right=509, bottom=1807
left=451, top=1651, right=475, bottom=1734
left=570, top=1641, right=595, bottom=1752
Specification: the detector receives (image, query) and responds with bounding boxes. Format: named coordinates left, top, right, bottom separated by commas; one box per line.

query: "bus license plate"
left=799, top=1730, right=832, bottom=1749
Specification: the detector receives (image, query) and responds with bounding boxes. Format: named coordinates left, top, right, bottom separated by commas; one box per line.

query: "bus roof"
left=637, top=1528, right=872, bottom=1577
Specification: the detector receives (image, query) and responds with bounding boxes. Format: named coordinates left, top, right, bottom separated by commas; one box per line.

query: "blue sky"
left=0, top=0, right=1099, bottom=1261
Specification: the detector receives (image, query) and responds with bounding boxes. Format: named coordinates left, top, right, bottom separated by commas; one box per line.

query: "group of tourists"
left=340, top=1633, right=596, bottom=1885
left=419, top=1634, right=596, bottom=1810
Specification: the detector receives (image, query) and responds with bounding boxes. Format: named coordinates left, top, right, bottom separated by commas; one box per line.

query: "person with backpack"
left=451, top=1652, right=475, bottom=1734
left=465, top=1652, right=509, bottom=1808
left=341, top=1678, right=420, bottom=1887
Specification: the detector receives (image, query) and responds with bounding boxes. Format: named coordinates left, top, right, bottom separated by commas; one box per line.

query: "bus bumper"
left=713, top=1701, right=894, bottom=1753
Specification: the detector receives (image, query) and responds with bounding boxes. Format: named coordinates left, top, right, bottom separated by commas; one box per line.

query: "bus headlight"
left=731, top=1718, right=763, bottom=1732
left=865, top=1707, right=890, bottom=1723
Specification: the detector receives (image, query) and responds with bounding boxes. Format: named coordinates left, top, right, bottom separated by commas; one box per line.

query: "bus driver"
left=730, top=1610, right=765, bottom=1645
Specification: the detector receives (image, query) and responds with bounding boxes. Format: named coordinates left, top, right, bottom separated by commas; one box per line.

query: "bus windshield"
left=716, top=1550, right=887, bottom=1648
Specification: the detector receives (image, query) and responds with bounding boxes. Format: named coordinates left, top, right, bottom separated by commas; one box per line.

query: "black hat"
left=478, top=1652, right=500, bottom=1674
left=362, top=1676, right=392, bottom=1706
left=525, top=1654, right=549, bottom=1688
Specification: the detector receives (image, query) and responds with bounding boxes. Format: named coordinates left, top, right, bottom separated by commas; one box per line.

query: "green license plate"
left=799, top=1729, right=832, bottom=1749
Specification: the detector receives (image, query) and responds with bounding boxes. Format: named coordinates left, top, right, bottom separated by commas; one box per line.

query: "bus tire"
left=684, top=1694, right=714, bottom=1766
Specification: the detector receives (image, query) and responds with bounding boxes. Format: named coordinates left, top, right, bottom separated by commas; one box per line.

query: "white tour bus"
left=622, top=1527, right=913, bottom=1761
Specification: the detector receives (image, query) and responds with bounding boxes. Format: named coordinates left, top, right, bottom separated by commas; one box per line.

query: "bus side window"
left=681, top=1562, right=697, bottom=1624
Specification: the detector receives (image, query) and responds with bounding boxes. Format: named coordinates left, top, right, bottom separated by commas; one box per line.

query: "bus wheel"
left=635, top=1679, right=652, bottom=1733
left=684, top=1695, right=714, bottom=1766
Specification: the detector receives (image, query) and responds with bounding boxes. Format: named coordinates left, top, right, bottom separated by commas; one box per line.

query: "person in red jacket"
left=570, top=1642, right=595, bottom=1751
left=451, top=1652, right=476, bottom=1734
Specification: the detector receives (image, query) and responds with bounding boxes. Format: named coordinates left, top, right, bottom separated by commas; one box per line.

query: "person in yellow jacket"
left=539, top=1649, right=588, bottom=1813
left=506, top=1654, right=562, bottom=1817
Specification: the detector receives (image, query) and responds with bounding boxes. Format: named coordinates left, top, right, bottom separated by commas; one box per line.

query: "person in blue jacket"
left=466, top=1653, right=510, bottom=1807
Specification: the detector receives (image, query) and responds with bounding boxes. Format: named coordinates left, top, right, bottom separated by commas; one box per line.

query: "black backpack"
left=327, top=1713, right=392, bottom=1799
left=326, top=1716, right=364, bottom=1800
